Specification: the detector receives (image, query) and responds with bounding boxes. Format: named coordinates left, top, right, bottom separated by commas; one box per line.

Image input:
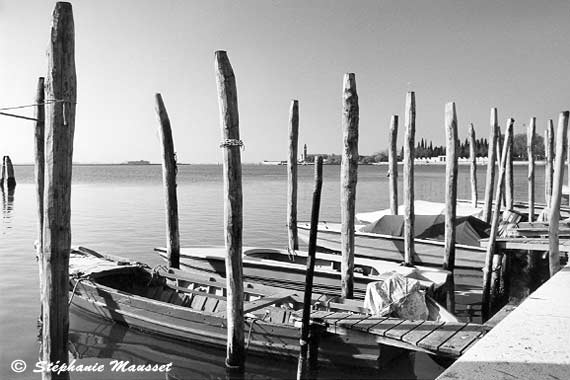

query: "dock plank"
left=400, top=321, right=444, bottom=346
left=323, top=312, right=355, bottom=325
left=308, top=310, right=337, bottom=320
left=437, top=324, right=484, bottom=356
left=384, top=319, right=425, bottom=341
left=417, top=322, right=468, bottom=352
left=335, top=314, right=374, bottom=328
left=350, top=316, right=391, bottom=332
left=368, top=318, right=406, bottom=337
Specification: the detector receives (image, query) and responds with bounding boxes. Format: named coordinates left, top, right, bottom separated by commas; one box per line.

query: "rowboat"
left=154, top=246, right=450, bottom=300
left=297, top=219, right=488, bottom=271
left=69, top=247, right=464, bottom=366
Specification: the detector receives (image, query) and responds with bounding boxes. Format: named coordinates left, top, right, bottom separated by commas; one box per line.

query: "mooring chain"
left=219, top=138, right=245, bottom=150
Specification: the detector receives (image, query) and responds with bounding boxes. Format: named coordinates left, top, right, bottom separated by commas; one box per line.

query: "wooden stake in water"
left=297, top=156, right=323, bottom=380
left=41, top=3, right=76, bottom=379
left=527, top=117, right=536, bottom=222
left=34, top=77, right=46, bottom=312
left=468, top=123, right=477, bottom=207
left=340, top=73, right=359, bottom=299
left=0, top=157, right=5, bottom=188
left=548, top=111, right=569, bottom=277
left=545, top=120, right=554, bottom=205
left=483, top=108, right=498, bottom=223
left=3, top=156, right=16, bottom=189
left=482, top=119, right=513, bottom=322
left=505, top=125, right=514, bottom=210
left=389, top=115, right=399, bottom=215
left=403, top=92, right=416, bottom=266
left=443, top=102, right=458, bottom=313
left=287, top=100, right=299, bottom=252
left=215, top=50, right=245, bottom=371
left=155, top=93, right=180, bottom=269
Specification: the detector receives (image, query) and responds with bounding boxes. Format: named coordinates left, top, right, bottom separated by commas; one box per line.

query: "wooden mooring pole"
left=35, top=77, right=46, bottom=310
left=155, top=93, right=180, bottom=269
left=3, top=156, right=16, bottom=189
left=389, top=115, right=398, bottom=215
left=297, top=156, right=323, bottom=380
left=468, top=123, right=477, bottom=208
left=548, top=111, right=569, bottom=277
left=287, top=100, right=299, bottom=253
left=41, top=3, right=76, bottom=380
left=340, top=73, right=359, bottom=299
left=0, top=157, right=5, bottom=188
left=215, top=50, right=245, bottom=371
left=481, top=119, right=513, bottom=322
left=443, top=102, right=458, bottom=313
left=545, top=120, right=554, bottom=205
left=505, top=124, right=514, bottom=210
left=482, top=108, right=498, bottom=223
left=527, top=117, right=536, bottom=222
left=403, top=91, right=415, bottom=266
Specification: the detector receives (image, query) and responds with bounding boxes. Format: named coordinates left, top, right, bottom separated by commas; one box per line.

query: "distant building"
left=126, top=160, right=150, bottom=165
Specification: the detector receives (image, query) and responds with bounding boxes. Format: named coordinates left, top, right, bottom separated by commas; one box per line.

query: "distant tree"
left=512, top=133, right=545, bottom=160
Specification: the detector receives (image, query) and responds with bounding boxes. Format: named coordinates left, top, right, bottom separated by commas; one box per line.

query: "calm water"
left=0, top=164, right=547, bottom=380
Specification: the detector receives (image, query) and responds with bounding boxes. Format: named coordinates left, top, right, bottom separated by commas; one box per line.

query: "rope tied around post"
left=219, top=139, right=245, bottom=150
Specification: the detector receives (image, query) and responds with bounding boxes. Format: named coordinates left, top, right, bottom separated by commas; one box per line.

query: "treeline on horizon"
left=305, top=133, right=547, bottom=164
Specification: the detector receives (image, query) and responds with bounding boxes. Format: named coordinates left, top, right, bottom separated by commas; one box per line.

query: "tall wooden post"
left=41, top=3, right=76, bottom=379
left=468, top=123, right=477, bottom=207
left=505, top=124, right=514, bottom=210
left=35, top=77, right=46, bottom=308
left=287, top=100, right=299, bottom=252
left=545, top=120, right=554, bottom=205
left=340, top=73, right=359, bottom=299
left=527, top=117, right=536, bottom=221
left=443, top=102, right=458, bottom=313
left=4, top=156, right=16, bottom=189
left=548, top=111, right=569, bottom=277
left=155, top=93, right=180, bottom=269
left=389, top=115, right=399, bottom=215
left=297, top=156, right=323, bottom=380
left=483, top=108, right=498, bottom=223
left=403, top=92, right=416, bottom=266
left=215, top=50, right=244, bottom=371
left=482, top=119, right=513, bottom=322
left=0, top=157, right=5, bottom=188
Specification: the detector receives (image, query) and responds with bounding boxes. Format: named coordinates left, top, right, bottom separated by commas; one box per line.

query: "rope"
left=245, top=310, right=270, bottom=350
left=0, top=99, right=74, bottom=112
left=68, top=278, right=86, bottom=306
left=219, top=139, right=245, bottom=150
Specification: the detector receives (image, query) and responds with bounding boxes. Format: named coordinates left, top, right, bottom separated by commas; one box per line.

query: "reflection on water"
left=1, top=186, right=15, bottom=225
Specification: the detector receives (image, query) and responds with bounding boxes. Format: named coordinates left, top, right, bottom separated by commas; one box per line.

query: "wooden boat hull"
left=298, top=222, right=486, bottom=270
left=68, top=250, right=381, bottom=366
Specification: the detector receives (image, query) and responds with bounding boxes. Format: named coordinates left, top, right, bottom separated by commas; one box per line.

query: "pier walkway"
left=437, top=265, right=570, bottom=380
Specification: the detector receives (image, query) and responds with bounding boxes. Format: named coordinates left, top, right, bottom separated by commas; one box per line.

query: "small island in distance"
left=123, top=160, right=151, bottom=165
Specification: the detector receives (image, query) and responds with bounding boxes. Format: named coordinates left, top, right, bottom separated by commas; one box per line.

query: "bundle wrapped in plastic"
left=363, top=272, right=428, bottom=320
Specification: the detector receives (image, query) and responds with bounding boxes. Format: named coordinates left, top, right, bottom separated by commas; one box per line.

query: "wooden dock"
left=480, top=237, right=570, bottom=252
left=437, top=265, right=570, bottom=380
left=308, top=311, right=487, bottom=358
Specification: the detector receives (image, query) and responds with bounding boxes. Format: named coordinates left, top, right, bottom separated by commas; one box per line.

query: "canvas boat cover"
left=357, top=214, right=490, bottom=246
left=356, top=200, right=483, bottom=224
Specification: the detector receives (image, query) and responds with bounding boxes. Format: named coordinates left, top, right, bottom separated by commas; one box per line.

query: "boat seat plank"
left=213, top=300, right=227, bottom=313
left=400, top=321, right=444, bottom=346
left=270, top=308, right=286, bottom=324
left=437, top=324, right=484, bottom=356
left=417, top=322, right=468, bottom=352
left=203, top=297, right=220, bottom=313
left=384, top=320, right=425, bottom=341
left=190, top=295, right=208, bottom=311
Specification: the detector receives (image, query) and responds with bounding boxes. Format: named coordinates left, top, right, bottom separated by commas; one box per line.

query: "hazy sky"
left=1, top=0, right=569, bottom=164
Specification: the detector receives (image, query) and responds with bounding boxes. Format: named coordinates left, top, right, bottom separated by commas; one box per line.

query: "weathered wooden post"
left=482, top=119, right=513, bottom=322
left=468, top=123, right=477, bottom=207
left=0, top=157, right=5, bottom=188
left=297, top=156, right=323, bottom=380
left=155, top=93, right=180, bottom=269
left=340, top=73, right=359, bottom=299
left=545, top=120, right=554, bottom=205
left=35, top=77, right=46, bottom=311
left=403, top=92, right=415, bottom=266
left=443, top=102, right=458, bottom=313
left=483, top=108, right=498, bottom=223
left=548, top=111, right=569, bottom=277
left=389, top=115, right=398, bottom=215
left=505, top=124, right=514, bottom=210
left=3, top=156, right=16, bottom=189
left=287, top=100, right=299, bottom=253
left=527, top=117, right=536, bottom=221
left=215, top=50, right=244, bottom=371
left=41, top=3, right=76, bottom=379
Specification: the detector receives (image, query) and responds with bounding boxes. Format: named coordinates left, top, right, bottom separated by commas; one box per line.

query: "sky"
left=0, top=0, right=569, bottom=164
